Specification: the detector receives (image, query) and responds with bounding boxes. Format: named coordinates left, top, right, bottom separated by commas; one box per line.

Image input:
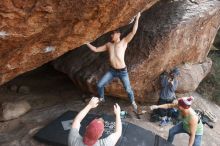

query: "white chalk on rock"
left=1, top=100, right=31, bottom=121
left=44, top=46, right=55, bottom=53
left=0, top=31, right=8, bottom=39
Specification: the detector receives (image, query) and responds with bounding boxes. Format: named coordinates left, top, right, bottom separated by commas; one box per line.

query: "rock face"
left=177, top=58, right=212, bottom=93
left=214, top=29, right=220, bottom=48
left=0, top=0, right=158, bottom=85
left=0, top=100, right=31, bottom=121
left=197, top=50, right=220, bottom=105
left=53, top=0, right=220, bottom=102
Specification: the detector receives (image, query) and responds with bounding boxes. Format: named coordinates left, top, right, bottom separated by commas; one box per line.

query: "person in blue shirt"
left=157, top=68, right=180, bottom=126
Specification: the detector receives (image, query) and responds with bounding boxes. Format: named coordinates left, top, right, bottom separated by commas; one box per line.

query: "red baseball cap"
left=178, top=96, right=194, bottom=109
left=83, top=119, right=104, bottom=146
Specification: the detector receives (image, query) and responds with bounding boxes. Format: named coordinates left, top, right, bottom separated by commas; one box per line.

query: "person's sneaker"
left=166, top=117, right=171, bottom=124
left=159, top=119, right=168, bottom=126
left=99, top=97, right=105, bottom=103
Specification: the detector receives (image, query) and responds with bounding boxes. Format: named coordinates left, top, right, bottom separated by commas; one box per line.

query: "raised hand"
left=114, top=103, right=121, bottom=116
left=88, top=97, right=99, bottom=108
left=129, top=12, right=141, bottom=24
left=84, top=41, right=90, bottom=45
left=129, top=18, right=135, bottom=24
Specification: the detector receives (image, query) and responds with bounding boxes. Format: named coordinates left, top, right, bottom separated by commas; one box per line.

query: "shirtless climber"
left=86, top=12, right=141, bottom=114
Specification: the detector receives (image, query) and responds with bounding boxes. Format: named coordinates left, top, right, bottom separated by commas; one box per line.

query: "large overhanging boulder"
left=0, top=0, right=158, bottom=84
left=53, top=0, right=220, bottom=102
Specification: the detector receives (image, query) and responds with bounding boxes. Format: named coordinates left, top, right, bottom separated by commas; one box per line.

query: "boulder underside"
left=53, top=0, right=220, bottom=102
left=1, top=0, right=220, bottom=102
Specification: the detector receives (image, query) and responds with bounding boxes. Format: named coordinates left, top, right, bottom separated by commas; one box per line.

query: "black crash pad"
left=34, top=111, right=174, bottom=146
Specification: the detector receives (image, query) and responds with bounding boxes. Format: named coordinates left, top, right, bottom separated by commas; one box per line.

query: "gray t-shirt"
left=68, top=128, right=117, bottom=146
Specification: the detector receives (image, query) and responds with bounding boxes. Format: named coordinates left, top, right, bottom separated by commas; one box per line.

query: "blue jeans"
left=167, top=122, right=202, bottom=146
left=97, top=68, right=135, bottom=103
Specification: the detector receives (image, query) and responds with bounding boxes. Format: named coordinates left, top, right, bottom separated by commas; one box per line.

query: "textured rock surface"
left=197, top=50, right=220, bottom=105
left=214, top=29, right=220, bottom=48
left=53, top=0, right=220, bottom=102
left=177, top=58, right=212, bottom=93
left=1, top=69, right=220, bottom=146
left=1, top=100, right=31, bottom=121
left=0, top=0, right=158, bottom=85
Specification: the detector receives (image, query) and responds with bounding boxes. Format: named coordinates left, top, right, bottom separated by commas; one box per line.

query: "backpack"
left=195, top=109, right=217, bottom=129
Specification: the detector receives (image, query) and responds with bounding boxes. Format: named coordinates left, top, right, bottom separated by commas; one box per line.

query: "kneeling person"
left=150, top=96, right=203, bottom=146
left=157, top=68, right=180, bottom=126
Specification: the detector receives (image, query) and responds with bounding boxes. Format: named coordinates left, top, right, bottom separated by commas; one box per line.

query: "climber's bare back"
left=106, top=40, right=128, bottom=69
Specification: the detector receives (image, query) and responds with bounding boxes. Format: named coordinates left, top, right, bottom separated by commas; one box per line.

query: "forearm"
left=73, top=104, right=92, bottom=123
left=86, top=43, right=97, bottom=52
left=115, top=114, right=122, bottom=135
left=188, top=120, right=197, bottom=146
left=158, top=103, right=176, bottom=109
left=132, top=16, right=139, bottom=33
left=188, top=134, right=196, bottom=146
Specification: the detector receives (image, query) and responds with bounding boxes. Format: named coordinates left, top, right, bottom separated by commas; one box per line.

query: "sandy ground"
left=0, top=65, right=219, bottom=146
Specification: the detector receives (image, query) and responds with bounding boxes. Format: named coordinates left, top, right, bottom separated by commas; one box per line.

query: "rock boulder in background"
left=177, top=58, right=212, bottom=93
left=53, top=0, right=220, bottom=102
left=0, top=100, right=31, bottom=121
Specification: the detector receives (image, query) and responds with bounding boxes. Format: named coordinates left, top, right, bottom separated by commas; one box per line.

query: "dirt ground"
left=0, top=65, right=219, bottom=146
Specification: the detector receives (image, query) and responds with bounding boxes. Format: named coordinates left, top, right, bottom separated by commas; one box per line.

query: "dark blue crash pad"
left=34, top=111, right=174, bottom=146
